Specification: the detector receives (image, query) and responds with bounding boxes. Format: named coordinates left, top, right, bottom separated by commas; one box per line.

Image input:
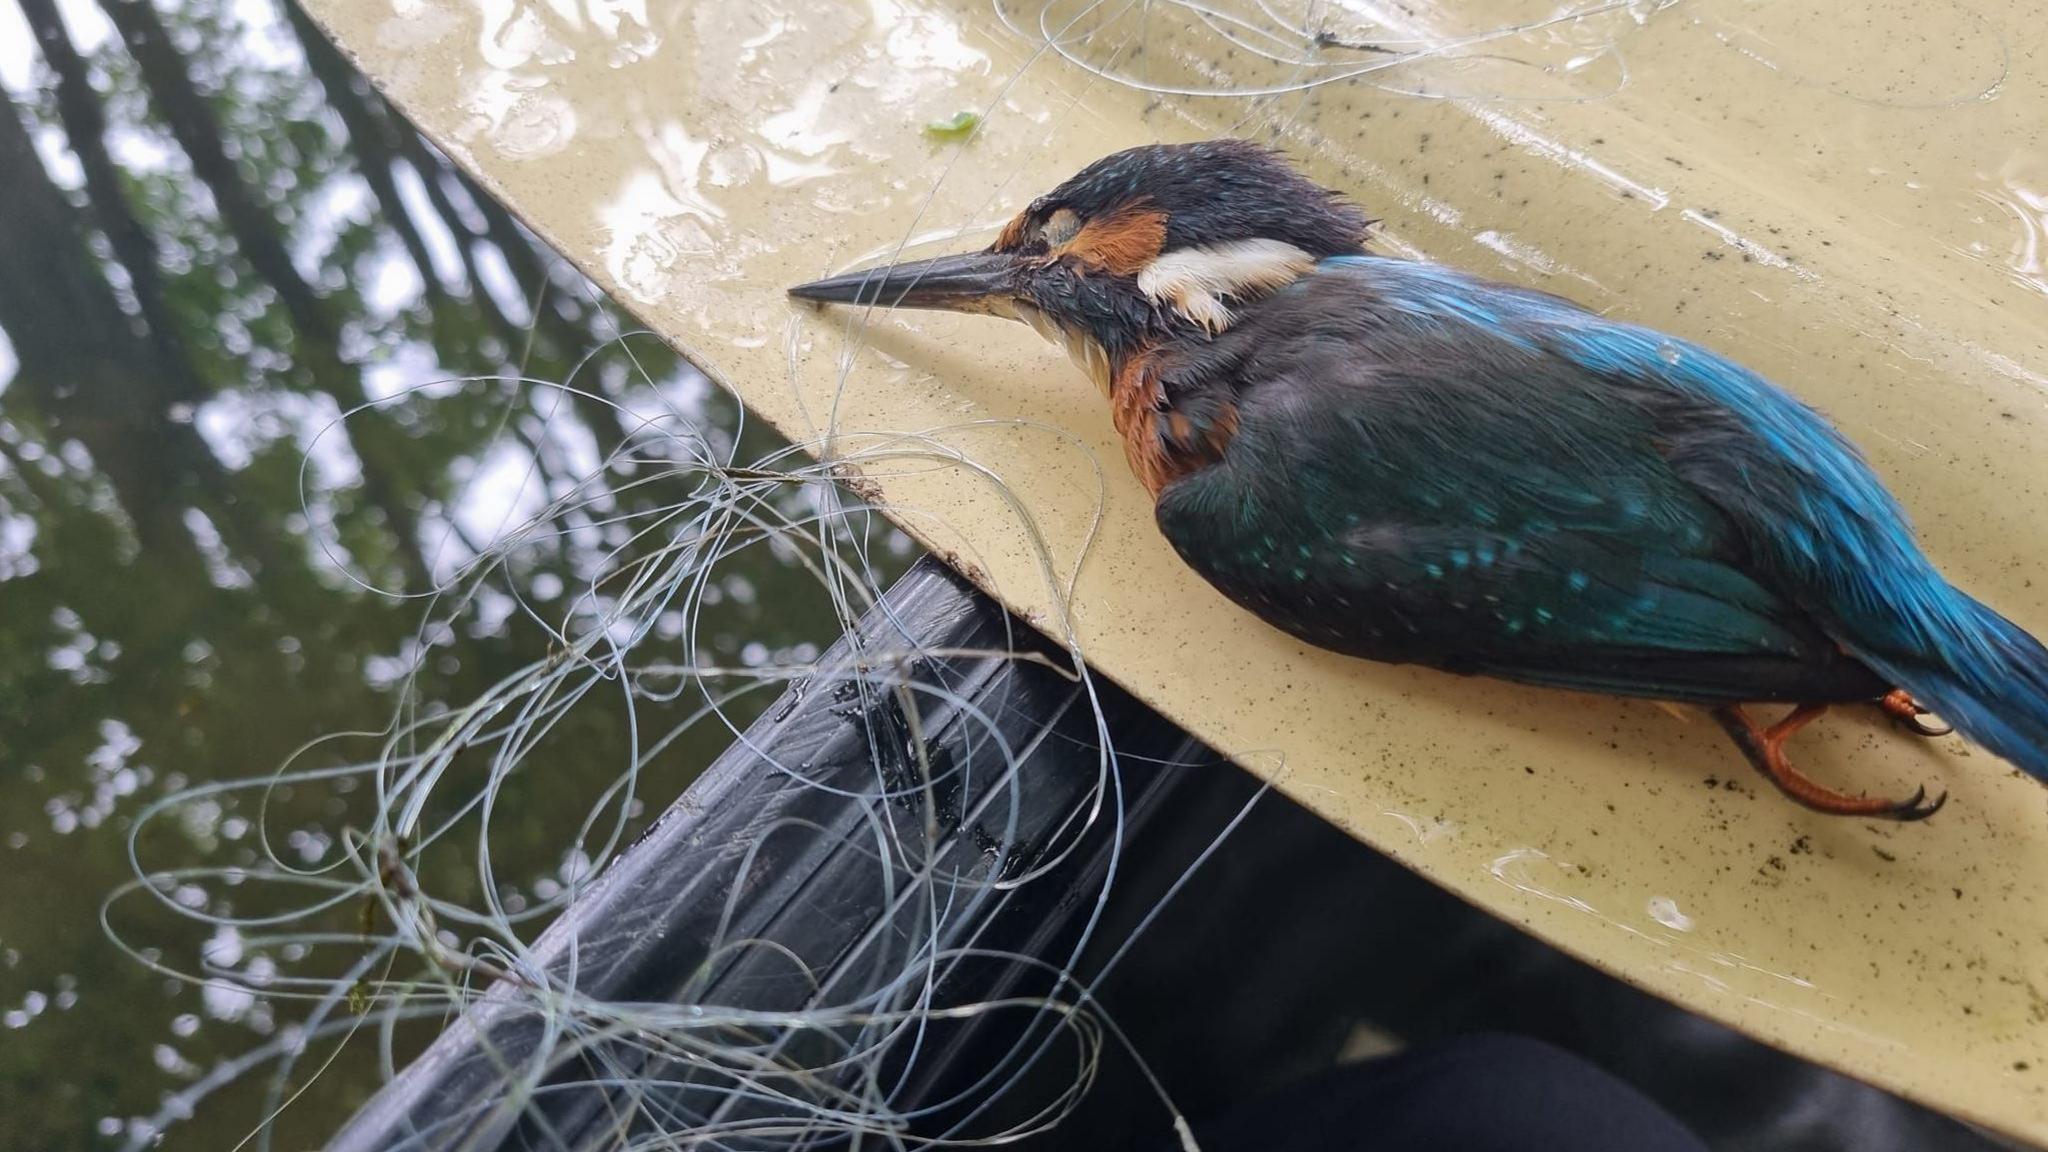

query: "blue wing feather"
left=1156, top=256, right=2048, bottom=766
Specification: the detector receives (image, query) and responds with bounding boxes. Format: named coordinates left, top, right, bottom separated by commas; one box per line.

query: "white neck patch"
left=1136, top=239, right=1316, bottom=333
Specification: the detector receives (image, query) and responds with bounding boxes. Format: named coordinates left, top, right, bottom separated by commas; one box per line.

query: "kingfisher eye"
left=1040, top=208, right=1081, bottom=247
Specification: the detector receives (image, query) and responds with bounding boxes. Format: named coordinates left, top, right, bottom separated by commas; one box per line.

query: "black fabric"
left=1188, top=1034, right=1711, bottom=1152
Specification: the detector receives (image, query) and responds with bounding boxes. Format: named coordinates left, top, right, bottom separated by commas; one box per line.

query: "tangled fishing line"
left=101, top=308, right=1229, bottom=1149
left=997, top=0, right=1684, bottom=105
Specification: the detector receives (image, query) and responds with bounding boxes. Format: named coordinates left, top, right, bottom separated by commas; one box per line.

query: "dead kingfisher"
left=791, top=139, right=2048, bottom=821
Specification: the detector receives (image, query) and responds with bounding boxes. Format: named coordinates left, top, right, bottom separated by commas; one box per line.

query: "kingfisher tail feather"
left=1858, top=593, right=2048, bottom=783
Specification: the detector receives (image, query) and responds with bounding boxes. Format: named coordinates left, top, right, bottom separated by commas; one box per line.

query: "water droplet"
left=1657, top=342, right=1683, bottom=366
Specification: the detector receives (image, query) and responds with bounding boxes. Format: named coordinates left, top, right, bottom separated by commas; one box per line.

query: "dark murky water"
left=0, top=2, right=907, bottom=1146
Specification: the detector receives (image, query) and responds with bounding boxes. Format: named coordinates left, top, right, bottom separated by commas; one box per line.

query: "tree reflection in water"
left=0, top=2, right=915, bottom=1147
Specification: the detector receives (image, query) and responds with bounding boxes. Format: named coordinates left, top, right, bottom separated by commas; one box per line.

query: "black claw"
left=1896, top=714, right=1955, bottom=738
left=1885, top=786, right=1948, bottom=823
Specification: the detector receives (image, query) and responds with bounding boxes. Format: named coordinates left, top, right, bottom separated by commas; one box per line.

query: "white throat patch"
left=1008, top=300, right=1113, bottom=395
left=1136, top=239, right=1316, bottom=333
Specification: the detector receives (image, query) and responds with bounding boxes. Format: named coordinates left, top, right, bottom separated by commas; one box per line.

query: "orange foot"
left=1879, top=688, right=1954, bottom=737
left=1711, top=704, right=1946, bottom=822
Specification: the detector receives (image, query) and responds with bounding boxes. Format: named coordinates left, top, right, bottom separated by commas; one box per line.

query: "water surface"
left=0, top=2, right=905, bottom=1146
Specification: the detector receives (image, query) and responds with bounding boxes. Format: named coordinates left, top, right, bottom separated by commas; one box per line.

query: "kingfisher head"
left=788, top=140, right=1372, bottom=390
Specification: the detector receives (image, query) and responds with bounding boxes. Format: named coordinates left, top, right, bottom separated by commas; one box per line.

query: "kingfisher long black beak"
left=787, top=250, right=1026, bottom=315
